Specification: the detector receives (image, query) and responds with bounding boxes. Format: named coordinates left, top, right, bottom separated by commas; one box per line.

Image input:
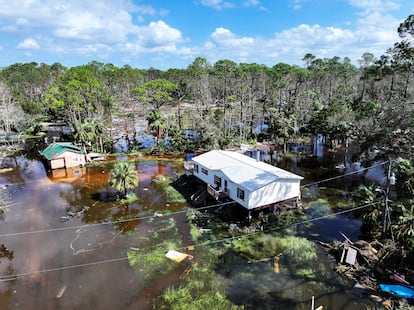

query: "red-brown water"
left=0, top=146, right=385, bottom=309
left=0, top=156, right=189, bottom=310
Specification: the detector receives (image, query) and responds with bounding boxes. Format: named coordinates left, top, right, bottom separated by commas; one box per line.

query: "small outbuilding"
left=40, top=142, right=86, bottom=169
left=191, top=150, right=303, bottom=210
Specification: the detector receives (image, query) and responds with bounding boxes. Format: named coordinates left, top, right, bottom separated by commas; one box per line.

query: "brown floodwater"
left=0, top=155, right=190, bottom=310
left=0, top=144, right=386, bottom=310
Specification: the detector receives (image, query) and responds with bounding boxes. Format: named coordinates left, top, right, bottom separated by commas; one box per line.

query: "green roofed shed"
left=40, top=142, right=86, bottom=169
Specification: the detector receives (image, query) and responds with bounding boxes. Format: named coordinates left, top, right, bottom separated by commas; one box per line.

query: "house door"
left=214, top=175, right=222, bottom=189
left=224, top=180, right=228, bottom=193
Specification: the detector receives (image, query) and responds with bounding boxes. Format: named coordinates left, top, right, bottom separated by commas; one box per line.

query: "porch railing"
left=207, top=184, right=229, bottom=200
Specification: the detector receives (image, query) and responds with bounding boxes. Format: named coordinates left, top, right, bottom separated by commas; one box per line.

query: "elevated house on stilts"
left=190, top=150, right=303, bottom=218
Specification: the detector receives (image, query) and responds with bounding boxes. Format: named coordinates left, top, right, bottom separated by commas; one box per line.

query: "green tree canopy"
left=44, top=65, right=113, bottom=151
left=133, top=78, right=177, bottom=109
left=109, top=162, right=139, bottom=198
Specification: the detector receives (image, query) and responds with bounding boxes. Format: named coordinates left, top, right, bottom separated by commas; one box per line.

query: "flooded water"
left=0, top=154, right=189, bottom=309
left=0, top=141, right=387, bottom=309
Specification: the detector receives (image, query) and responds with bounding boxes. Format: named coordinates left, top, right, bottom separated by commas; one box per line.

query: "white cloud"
left=348, top=0, right=399, bottom=13
left=199, top=28, right=263, bottom=64
left=266, top=24, right=357, bottom=62
left=0, top=0, right=408, bottom=69
left=17, top=38, right=40, bottom=49
left=275, top=24, right=354, bottom=46
left=16, top=17, right=30, bottom=25
left=197, top=0, right=404, bottom=66
left=200, top=24, right=356, bottom=65
left=75, top=45, right=99, bottom=55
left=197, top=4, right=402, bottom=67
left=0, top=25, right=18, bottom=32
left=243, top=0, right=260, bottom=7
left=135, top=20, right=183, bottom=49
left=53, top=10, right=137, bottom=44
left=242, top=0, right=267, bottom=11
left=348, top=0, right=403, bottom=55
left=0, top=0, right=178, bottom=62
left=289, top=0, right=305, bottom=10
left=200, top=0, right=234, bottom=10
left=0, top=0, right=163, bottom=45
left=209, top=27, right=254, bottom=48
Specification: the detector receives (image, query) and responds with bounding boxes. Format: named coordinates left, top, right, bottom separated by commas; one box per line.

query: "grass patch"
left=229, top=233, right=318, bottom=279
left=153, top=175, right=187, bottom=204
left=152, top=175, right=171, bottom=186
left=309, top=188, right=353, bottom=210
left=120, top=192, right=138, bottom=204
left=165, top=186, right=187, bottom=203
left=127, top=217, right=181, bottom=282
left=154, top=210, right=244, bottom=309
left=155, top=246, right=244, bottom=310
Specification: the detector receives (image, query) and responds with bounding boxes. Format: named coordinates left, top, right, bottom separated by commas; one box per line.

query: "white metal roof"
left=192, top=150, right=303, bottom=191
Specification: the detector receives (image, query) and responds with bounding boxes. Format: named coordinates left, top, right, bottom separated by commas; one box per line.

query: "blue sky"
left=0, top=0, right=413, bottom=69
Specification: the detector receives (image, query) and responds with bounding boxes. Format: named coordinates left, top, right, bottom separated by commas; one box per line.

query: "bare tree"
left=0, top=82, right=28, bottom=134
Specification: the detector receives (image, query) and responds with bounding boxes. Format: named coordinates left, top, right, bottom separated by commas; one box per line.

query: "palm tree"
left=147, top=108, right=166, bottom=141
left=73, top=117, right=104, bottom=154
left=109, top=162, right=139, bottom=198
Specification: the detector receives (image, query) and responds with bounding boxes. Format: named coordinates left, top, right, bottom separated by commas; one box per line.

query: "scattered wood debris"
left=318, top=233, right=414, bottom=308
left=165, top=250, right=193, bottom=264
left=56, top=285, right=67, bottom=299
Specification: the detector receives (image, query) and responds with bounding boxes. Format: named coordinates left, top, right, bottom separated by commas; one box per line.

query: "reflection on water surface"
left=0, top=148, right=385, bottom=309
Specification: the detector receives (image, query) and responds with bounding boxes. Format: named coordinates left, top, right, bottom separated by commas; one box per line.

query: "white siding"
left=226, top=180, right=250, bottom=209
left=192, top=150, right=303, bottom=210
left=193, top=163, right=214, bottom=185
left=248, top=180, right=300, bottom=210
left=194, top=165, right=252, bottom=209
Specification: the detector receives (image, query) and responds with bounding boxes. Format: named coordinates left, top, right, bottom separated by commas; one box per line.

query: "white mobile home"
left=191, top=150, right=303, bottom=210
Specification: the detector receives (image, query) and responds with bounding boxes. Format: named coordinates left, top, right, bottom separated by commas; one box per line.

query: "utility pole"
left=383, top=159, right=396, bottom=235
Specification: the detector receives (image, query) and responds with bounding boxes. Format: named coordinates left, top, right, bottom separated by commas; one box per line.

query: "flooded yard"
left=0, top=144, right=385, bottom=309
left=0, top=155, right=189, bottom=309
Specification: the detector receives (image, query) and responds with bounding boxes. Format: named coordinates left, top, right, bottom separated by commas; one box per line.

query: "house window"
left=194, top=164, right=199, bottom=173
left=201, top=168, right=208, bottom=175
left=214, top=175, right=221, bottom=188
left=73, top=156, right=78, bottom=162
left=237, top=188, right=245, bottom=200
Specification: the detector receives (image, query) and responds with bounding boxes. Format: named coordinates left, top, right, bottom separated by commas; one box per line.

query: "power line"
left=0, top=201, right=380, bottom=281
left=0, top=160, right=387, bottom=238
left=0, top=256, right=129, bottom=281
left=301, top=161, right=387, bottom=188
left=0, top=160, right=389, bottom=279
left=0, top=200, right=236, bottom=238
